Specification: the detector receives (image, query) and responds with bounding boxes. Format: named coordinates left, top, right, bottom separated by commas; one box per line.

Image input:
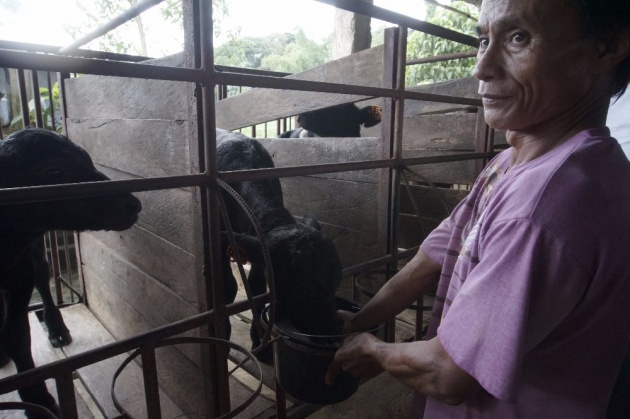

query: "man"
left=325, top=0, right=630, bottom=417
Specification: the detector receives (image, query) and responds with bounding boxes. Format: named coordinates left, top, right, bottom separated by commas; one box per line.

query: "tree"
left=65, top=0, right=227, bottom=57
left=405, top=0, right=479, bottom=86
left=214, top=29, right=330, bottom=74
left=261, top=29, right=330, bottom=73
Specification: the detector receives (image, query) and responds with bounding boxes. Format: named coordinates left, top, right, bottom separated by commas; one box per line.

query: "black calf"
left=216, top=130, right=342, bottom=362
left=279, top=103, right=382, bottom=138
left=0, top=127, right=142, bottom=417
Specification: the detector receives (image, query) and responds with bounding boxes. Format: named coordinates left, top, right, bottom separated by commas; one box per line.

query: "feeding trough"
left=262, top=297, right=382, bottom=405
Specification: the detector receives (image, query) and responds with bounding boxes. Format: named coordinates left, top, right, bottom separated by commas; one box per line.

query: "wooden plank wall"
left=63, top=48, right=391, bottom=414
left=63, top=52, right=215, bottom=418
left=62, top=33, right=492, bottom=415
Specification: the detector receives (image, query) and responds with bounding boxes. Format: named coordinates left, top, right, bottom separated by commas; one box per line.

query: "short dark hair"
left=573, top=0, right=630, bottom=98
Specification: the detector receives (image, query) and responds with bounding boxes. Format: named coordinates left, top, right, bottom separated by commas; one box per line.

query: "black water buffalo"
left=0, top=127, right=142, bottom=417
left=216, top=129, right=342, bottom=363
left=279, top=103, right=382, bottom=138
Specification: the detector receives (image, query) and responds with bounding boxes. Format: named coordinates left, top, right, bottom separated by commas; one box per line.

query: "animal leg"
left=1, top=277, right=59, bottom=418
left=32, top=237, right=72, bottom=348
left=247, top=263, right=273, bottom=364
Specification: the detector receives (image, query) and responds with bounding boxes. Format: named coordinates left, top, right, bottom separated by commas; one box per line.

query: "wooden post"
left=331, top=0, right=374, bottom=60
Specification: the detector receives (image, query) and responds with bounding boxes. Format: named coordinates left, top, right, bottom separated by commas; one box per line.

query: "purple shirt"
left=419, top=128, right=630, bottom=418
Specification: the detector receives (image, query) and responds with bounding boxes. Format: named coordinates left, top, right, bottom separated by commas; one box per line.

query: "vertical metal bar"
left=140, top=346, right=162, bottom=419
left=274, top=377, right=287, bottom=419
left=57, top=72, right=71, bottom=135
left=17, top=69, right=30, bottom=127
left=199, top=0, right=231, bottom=417
left=62, top=232, right=76, bottom=304
left=49, top=231, right=64, bottom=304
left=31, top=70, right=44, bottom=128
left=73, top=232, right=88, bottom=307
left=56, top=373, right=78, bottom=419
left=379, top=27, right=400, bottom=343
left=46, top=72, right=56, bottom=132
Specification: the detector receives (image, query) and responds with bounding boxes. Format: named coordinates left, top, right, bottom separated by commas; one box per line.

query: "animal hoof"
left=49, top=331, right=72, bottom=348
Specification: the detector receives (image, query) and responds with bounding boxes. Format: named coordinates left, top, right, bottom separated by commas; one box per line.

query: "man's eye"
left=510, top=32, right=528, bottom=43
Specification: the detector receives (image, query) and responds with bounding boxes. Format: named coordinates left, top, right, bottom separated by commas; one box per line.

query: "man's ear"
left=595, top=27, right=630, bottom=72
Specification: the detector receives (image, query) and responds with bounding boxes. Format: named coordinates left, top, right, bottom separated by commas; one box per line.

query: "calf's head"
left=230, top=216, right=343, bottom=335
left=0, top=127, right=142, bottom=233
left=297, top=103, right=382, bottom=137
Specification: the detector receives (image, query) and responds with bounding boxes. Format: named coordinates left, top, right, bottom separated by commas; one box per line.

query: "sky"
left=0, top=0, right=426, bottom=57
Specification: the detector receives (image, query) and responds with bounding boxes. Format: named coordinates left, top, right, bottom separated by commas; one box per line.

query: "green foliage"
left=214, top=29, right=330, bottom=73
left=10, top=82, right=63, bottom=133
left=406, top=1, right=479, bottom=86
left=261, top=30, right=330, bottom=73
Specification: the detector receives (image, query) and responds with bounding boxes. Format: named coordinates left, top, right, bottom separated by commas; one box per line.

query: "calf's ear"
left=221, top=231, right=264, bottom=264
left=302, top=214, right=322, bottom=231
left=235, top=234, right=265, bottom=264
left=359, top=105, right=382, bottom=128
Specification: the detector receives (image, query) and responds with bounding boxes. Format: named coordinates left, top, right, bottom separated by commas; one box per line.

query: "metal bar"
left=61, top=232, right=76, bottom=303
left=31, top=70, right=43, bottom=128
left=0, top=39, right=150, bottom=62
left=0, top=173, right=207, bottom=205
left=49, top=231, right=64, bottom=304
left=0, top=50, right=206, bottom=84
left=58, top=0, right=166, bottom=54
left=140, top=346, right=162, bottom=419
left=313, top=0, right=479, bottom=47
left=55, top=373, right=78, bottom=419
left=0, top=152, right=491, bottom=206
left=16, top=69, right=30, bottom=127
left=0, top=308, right=217, bottom=395
left=407, top=50, right=477, bottom=66
left=46, top=72, right=56, bottom=132
left=197, top=0, right=231, bottom=415
left=218, top=152, right=491, bottom=183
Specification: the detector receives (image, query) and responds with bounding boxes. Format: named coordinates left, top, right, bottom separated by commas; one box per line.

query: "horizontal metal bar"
left=214, top=65, right=290, bottom=78
left=0, top=308, right=218, bottom=395
left=0, top=39, right=150, bottom=62
left=314, top=0, right=479, bottom=47
left=216, top=71, right=482, bottom=107
left=0, top=174, right=207, bottom=205
left=0, top=50, right=206, bottom=83
left=58, top=0, right=166, bottom=54
left=214, top=71, right=398, bottom=99
left=0, top=152, right=490, bottom=206
left=219, top=152, right=491, bottom=183
left=407, top=50, right=477, bottom=66
left=403, top=90, right=482, bottom=107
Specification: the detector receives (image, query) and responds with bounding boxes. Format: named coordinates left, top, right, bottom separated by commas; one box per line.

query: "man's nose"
left=473, top=43, right=503, bottom=81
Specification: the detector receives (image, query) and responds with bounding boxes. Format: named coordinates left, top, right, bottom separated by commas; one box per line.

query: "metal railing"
left=0, top=1, right=492, bottom=418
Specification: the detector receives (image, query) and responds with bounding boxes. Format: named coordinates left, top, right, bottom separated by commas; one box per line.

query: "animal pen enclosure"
left=0, top=1, right=497, bottom=418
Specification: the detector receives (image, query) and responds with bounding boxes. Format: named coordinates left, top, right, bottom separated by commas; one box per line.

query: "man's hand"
left=325, top=332, right=384, bottom=385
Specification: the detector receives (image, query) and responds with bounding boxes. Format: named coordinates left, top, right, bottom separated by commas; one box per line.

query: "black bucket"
left=262, top=297, right=379, bottom=405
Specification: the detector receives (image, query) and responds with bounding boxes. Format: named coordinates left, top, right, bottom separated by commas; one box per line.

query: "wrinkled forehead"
left=478, top=0, right=581, bottom=35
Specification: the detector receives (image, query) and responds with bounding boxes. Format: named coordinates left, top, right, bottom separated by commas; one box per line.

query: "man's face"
left=474, top=0, right=599, bottom=132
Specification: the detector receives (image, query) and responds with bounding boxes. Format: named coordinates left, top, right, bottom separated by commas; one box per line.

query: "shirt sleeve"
left=419, top=198, right=467, bottom=266
left=436, top=218, right=590, bottom=402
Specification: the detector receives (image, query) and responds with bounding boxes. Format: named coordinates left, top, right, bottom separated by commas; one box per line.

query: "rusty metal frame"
left=0, top=1, right=495, bottom=418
